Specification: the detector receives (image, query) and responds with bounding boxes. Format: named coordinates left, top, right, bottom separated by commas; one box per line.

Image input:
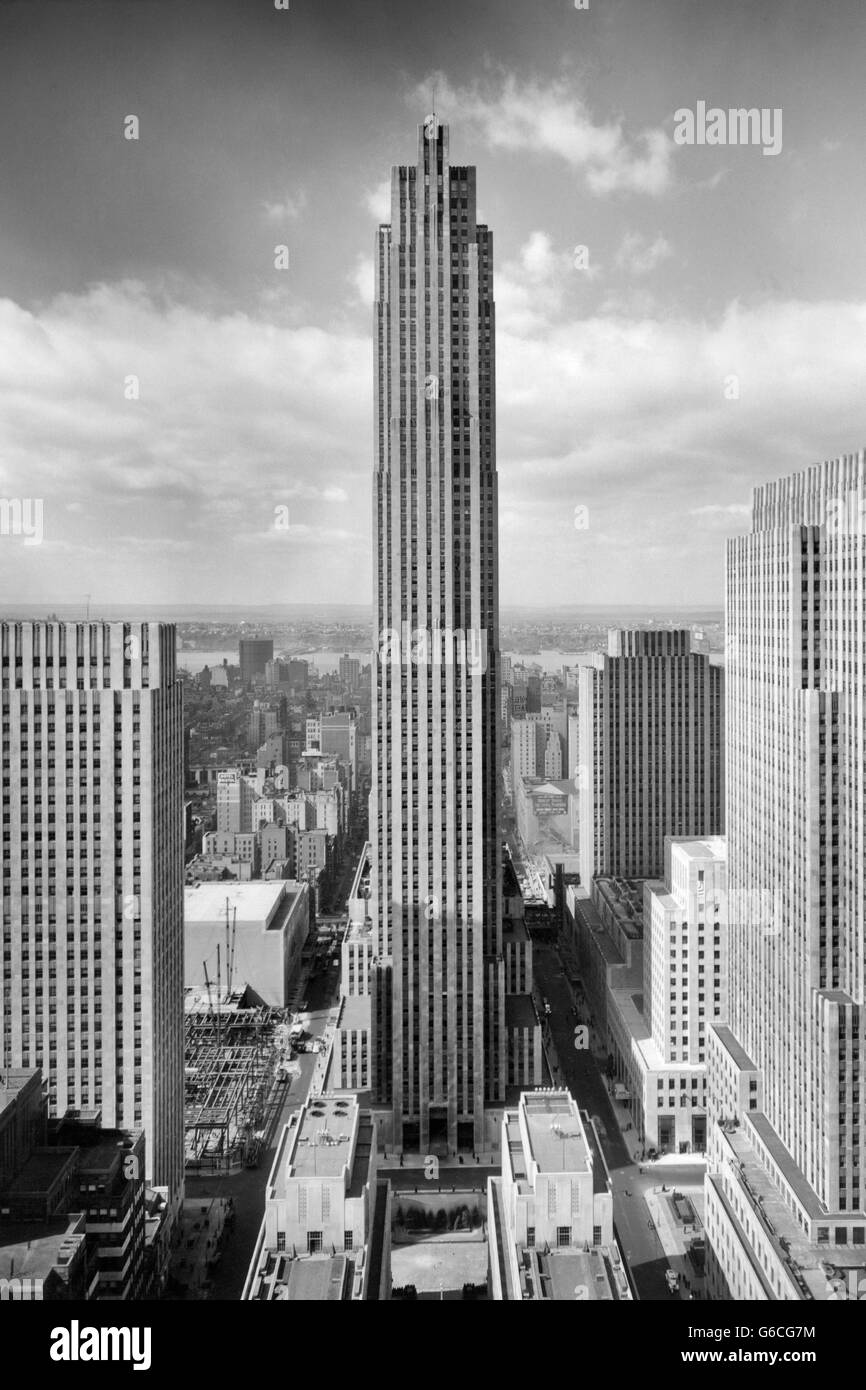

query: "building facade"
left=0, top=622, right=185, bottom=1208
left=238, top=639, right=274, bottom=688
left=578, top=629, right=724, bottom=885
left=705, top=452, right=866, bottom=1299
left=369, top=118, right=504, bottom=1152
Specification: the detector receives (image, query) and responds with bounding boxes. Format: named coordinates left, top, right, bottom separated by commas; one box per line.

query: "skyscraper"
left=0, top=621, right=185, bottom=1208
left=578, top=629, right=724, bottom=884
left=369, top=118, right=503, bottom=1153
left=238, top=637, right=274, bottom=687
left=705, top=451, right=866, bottom=1299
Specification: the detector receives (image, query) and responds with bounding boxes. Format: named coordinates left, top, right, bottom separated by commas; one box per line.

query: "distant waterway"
left=177, top=645, right=602, bottom=676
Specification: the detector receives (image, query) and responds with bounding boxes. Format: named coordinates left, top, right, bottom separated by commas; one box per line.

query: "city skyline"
left=1, top=0, right=864, bottom=1327
left=2, top=0, right=865, bottom=609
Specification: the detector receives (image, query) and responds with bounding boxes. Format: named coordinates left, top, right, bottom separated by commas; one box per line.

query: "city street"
left=533, top=940, right=687, bottom=1301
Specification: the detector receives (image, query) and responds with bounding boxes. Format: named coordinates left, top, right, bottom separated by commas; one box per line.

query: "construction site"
left=184, top=904, right=299, bottom=1174
left=184, top=986, right=297, bottom=1173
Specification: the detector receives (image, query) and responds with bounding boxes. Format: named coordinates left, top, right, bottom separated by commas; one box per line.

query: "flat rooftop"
left=286, top=1096, right=358, bottom=1180
left=287, top=1254, right=350, bottom=1300
left=538, top=1248, right=617, bottom=1301
left=712, top=1023, right=757, bottom=1074
left=522, top=1092, right=589, bottom=1175
left=672, top=837, right=726, bottom=862
left=594, top=877, right=646, bottom=937
left=0, top=1068, right=40, bottom=1120
left=717, top=1122, right=866, bottom=1299
left=339, top=995, right=371, bottom=1031
left=0, top=1217, right=85, bottom=1282
left=6, top=1147, right=75, bottom=1195
left=184, top=880, right=301, bottom=928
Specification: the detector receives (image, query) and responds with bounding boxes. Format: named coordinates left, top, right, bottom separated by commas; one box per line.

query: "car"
left=665, top=1269, right=679, bottom=1293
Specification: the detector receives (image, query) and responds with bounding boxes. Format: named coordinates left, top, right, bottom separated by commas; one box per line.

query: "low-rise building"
left=242, top=1095, right=391, bottom=1300
left=184, top=881, right=310, bottom=1008
left=488, top=1089, right=631, bottom=1301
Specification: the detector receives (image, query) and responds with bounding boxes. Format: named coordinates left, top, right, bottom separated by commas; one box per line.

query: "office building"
left=369, top=118, right=504, bottom=1153
left=0, top=622, right=185, bottom=1208
left=578, top=629, right=723, bottom=884
left=339, top=654, right=361, bottom=690
left=705, top=451, right=866, bottom=1300
left=238, top=638, right=274, bottom=688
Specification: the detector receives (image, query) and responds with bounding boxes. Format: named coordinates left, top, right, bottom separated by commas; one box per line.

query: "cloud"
left=496, top=231, right=599, bottom=336
left=615, top=232, right=673, bottom=275
left=0, top=280, right=371, bottom=602
left=418, top=71, right=675, bottom=196
left=3, top=277, right=864, bottom=608
left=364, top=179, right=391, bottom=221
left=490, top=295, right=866, bottom=600
left=690, top=503, right=751, bottom=517
left=350, top=254, right=375, bottom=306
left=262, top=190, right=308, bottom=222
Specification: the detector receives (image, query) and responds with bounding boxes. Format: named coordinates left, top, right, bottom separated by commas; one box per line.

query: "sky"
left=1, top=0, right=864, bottom=609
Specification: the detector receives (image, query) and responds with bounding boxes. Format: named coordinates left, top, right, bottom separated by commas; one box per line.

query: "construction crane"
left=225, top=897, right=237, bottom=999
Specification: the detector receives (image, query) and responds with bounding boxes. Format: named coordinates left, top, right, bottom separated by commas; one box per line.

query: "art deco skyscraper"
left=369, top=119, right=504, bottom=1153
left=0, top=621, right=185, bottom=1209
left=578, top=629, right=724, bottom=884
left=705, top=452, right=866, bottom=1299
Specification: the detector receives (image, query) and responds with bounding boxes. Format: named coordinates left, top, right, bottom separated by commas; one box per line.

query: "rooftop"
left=671, top=836, right=726, bottom=863
left=0, top=1068, right=41, bottom=1121
left=285, top=1096, right=359, bottom=1181
left=5, top=1147, right=76, bottom=1196
left=0, top=1216, right=86, bottom=1282
left=537, top=1248, right=620, bottom=1301
left=184, top=880, right=301, bottom=929
left=339, top=995, right=371, bottom=1031
left=522, top=1091, right=589, bottom=1175
left=715, top=1122, right=866, bottom=1300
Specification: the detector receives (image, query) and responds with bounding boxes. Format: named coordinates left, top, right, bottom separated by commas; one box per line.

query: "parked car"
left=665, top=1269, right=679, bottom=1293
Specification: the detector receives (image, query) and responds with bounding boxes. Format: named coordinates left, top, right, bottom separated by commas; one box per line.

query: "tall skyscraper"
left=238, top=637, right=274, bottom=687
left=369, top=118, right=503, bottom=1153
left=705, top=452, right=866, bottom=1299
left=578, top=629, right=724, bottom=884
left=0, top=621, right=185, bottom=1207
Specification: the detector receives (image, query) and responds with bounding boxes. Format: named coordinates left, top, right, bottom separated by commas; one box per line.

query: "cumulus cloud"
left=262, top=190, right=308, bottom=222
left=364, top=179, right=391, bottom=220
left=496, top=231, right=599, bottom=336
left=417, top=71, right=675, bottom=196
left=2, top=275, right=864, bottom=607
left=615, top=231, right=673, bottom=275
left=350, top=254, right=375, bottom=306
left=0, top=280, right=370, bottom=602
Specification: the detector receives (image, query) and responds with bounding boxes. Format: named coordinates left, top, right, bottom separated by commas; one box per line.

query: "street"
left=534, top=939, right=690, bottom=1300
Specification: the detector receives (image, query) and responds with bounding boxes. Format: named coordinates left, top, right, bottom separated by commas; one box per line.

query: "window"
left=276, top=1232, right=286, bottom=1252
left=593, top=1225, right=602, bottom=1247
left=307, top=1230, right=323, bottom=1254
left=344, top=1230, right=354, bottom=1251
left=556, top=1225, right=571, bottom=1248
left=526, top=1226, right=535, bottom=1248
